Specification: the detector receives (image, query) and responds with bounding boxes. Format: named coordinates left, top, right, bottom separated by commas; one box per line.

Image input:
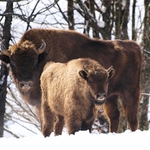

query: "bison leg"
left=54, top=115, right=64, bottom=136
left=104, top=95, right=120, bottom=132
left=41, top=103, right=54, bottom=137
left=34, top=103, right=41, bottom=122
left=121, top=92, right=140, bottom=131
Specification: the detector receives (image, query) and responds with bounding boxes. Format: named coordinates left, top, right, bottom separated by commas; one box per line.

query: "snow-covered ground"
left=0, top=1, right=149, bottom=149
left=1, top=129, right=150, bottom=150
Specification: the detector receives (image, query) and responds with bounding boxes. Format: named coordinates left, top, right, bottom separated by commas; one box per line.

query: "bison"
left=40, top=58, right=115, bottom=136
left=0, top=28, right=142, bottom=132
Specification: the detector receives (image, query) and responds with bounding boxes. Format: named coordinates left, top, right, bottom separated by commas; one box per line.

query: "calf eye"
left=106, top=79, right=109, bottom=83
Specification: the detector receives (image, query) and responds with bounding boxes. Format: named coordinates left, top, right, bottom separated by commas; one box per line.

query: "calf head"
left=0, top=39, right=46, bottom=92
left=79, top=65, right=115, bottom=105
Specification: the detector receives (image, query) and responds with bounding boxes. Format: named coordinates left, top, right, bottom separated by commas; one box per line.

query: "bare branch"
left=74, top=0, right=106, bottom=37
left=4, top=127, right=20, bottom=138
left=55, top=1, right=69, bottom=25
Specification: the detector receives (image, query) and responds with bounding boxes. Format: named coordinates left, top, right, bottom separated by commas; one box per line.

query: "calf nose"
left=19, top=81, right=33, bottom=92
left=96, top=92, right=106, bottom=101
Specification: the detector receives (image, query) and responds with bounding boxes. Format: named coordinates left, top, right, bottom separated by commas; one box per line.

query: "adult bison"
left=0, top=28, right=142, bottom=132
left=40, top=58, right=115, bottom=136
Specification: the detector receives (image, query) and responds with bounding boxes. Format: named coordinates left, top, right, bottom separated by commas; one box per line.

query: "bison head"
left=79, top=66, right=115, bottom=105
left=0, top=39, right=46, bottom=93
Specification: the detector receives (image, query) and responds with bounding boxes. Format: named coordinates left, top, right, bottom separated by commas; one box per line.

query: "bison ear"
left=79, top=70, right=88, bottom=80
left=0, top=55, right=10, bottom=64
left=107, top=66, right=115, bottom=79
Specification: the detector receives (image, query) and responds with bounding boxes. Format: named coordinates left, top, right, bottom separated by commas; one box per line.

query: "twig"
left=4, top=127, right=20, bottom=138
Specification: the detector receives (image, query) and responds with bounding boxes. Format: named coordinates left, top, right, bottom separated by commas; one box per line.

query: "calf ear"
left=79, top=70, right=88, bottom=80
left=107, top=66, right=115, bottom=79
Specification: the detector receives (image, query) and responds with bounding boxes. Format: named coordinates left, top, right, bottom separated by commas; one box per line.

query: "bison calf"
left=40, top=58, right=115, bottom=136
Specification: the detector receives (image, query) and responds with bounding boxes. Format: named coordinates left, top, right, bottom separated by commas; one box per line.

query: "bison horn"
left=107, top=66, right=113, bottom=73
left=37, top=39, right=46, bottom=54
left=0, top=39, right=10, bottom=57
left=107, top=66, right=115, bottom=79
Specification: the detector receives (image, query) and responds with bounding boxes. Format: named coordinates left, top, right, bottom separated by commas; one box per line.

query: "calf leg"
left=66, top=119, right=82, bottom=135
left=41, top=102, right=54, bottom=137
left=65, top=112, right=82, bottom=135
left=81, top=114, right=95, bottom=133
left=81, top=121, right=93, bottom=132
left=104, top=95, right=120, bottom=132
left=81, top=121, right=88, bottom=130
left=54, top=115, right=64, bottom=136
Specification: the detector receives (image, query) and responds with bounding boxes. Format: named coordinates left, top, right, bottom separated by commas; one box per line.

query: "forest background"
left=0, top=0, right=150, bottom=137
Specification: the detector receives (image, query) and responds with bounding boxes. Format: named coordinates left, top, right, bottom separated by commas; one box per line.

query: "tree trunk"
left=67, top=0, right=74, bottom=30
left=115, top=0, right=129, bottom=39
left=0, top=1, right=13, bottom=137
left=101, top=0, right=112, bottom=39
left=139, top=0, right=150, bottom=131
left=83, top=0, right=90, bottom=36
left=0, top=63, right=8, bottom=137
left=132, top=0, right=136, bottom=40
left=89, top=0, right=99, bottom=38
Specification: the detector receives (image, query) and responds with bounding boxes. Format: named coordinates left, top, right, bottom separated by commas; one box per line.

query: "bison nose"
left=19, top=81, right=33, bottom=92
left=96, top=92, right=106, bottom=101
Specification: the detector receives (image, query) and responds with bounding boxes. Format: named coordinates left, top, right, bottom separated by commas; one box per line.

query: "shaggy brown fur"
left=0, top=28, right=142, bottom=132
left=40, top=58, right=115, bottom=136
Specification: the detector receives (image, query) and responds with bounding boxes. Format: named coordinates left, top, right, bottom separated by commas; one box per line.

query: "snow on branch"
left=143, top=48, right=150, bottom=55
left=141, top=93, right=150, bottom=96
left=0, top=75, right=5, bottom=85
left=75, top=0, right=106, bottom=35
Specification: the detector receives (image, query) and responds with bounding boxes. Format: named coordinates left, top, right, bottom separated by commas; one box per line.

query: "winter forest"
left=0, top=0, right=150, bottom=138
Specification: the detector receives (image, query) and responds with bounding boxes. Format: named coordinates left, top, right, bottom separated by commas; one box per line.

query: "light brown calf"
left=40, top=58, right=115, bottom=136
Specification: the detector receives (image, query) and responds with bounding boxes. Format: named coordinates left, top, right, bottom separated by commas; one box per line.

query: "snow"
left=121, top=0, right=127, bottom=10
left=0, top=75, right=5, bottom=85
left=1, top=129, right=150, bottom=150
left=98, top=20, right=105, bottom=28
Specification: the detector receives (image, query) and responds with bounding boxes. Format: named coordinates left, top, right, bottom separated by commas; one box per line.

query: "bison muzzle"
left=19, top=81, right=33, bottom=92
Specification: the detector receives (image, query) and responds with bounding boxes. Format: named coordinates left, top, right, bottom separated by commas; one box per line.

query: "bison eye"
left=89, top=79, right=93, bottom=83
left=33, top=60, right=38, bottom=69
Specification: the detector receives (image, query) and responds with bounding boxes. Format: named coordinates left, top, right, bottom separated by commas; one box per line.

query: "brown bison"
left=40, top=58, right=115, bottom=136
left=0, top=28, right=142, bottom=132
